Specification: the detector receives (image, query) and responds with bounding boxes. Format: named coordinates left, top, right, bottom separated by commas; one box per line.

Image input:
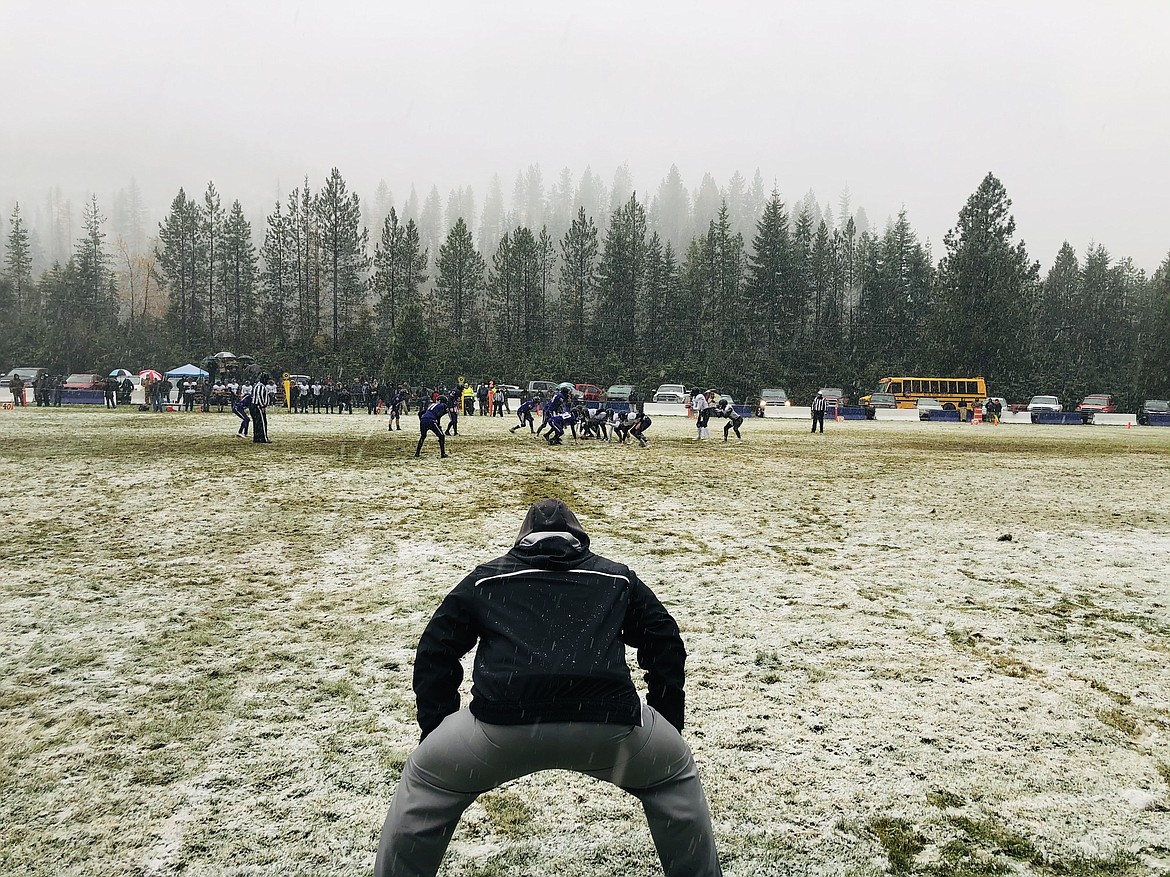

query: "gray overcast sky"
left=2, top=0, right=1168, bottom=269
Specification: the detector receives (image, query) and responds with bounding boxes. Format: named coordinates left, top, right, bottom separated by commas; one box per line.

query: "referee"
left=249, top=373, right=273, bottom=443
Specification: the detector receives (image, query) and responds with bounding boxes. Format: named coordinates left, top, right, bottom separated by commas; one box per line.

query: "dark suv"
left=4, top=367, right=48, bottom=389
left=1137, top=400, right=1169, bottom=426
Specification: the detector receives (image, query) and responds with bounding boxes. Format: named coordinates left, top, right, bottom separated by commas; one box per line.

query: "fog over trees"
left=2, top=163, right=1168, bottom=405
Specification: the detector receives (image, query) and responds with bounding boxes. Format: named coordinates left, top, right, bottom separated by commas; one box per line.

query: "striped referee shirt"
left=252, top=382, right=273, bottom=408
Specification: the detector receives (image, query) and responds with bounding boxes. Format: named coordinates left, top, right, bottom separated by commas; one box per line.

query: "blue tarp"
left=164, top=363, right=209, bottom=378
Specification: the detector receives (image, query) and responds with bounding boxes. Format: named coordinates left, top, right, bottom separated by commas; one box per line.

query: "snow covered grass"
left=1, top=406, right=1168, bottom=876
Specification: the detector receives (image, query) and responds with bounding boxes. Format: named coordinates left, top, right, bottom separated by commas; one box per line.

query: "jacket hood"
left=512, top=498, right=592, bottom=565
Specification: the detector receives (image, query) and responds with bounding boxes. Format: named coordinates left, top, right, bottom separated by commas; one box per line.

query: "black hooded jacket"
left=412, top=500, right=687, bottom=739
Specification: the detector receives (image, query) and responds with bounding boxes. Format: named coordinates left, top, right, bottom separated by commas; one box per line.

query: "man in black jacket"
left=374, top=499, right=721, bottom=877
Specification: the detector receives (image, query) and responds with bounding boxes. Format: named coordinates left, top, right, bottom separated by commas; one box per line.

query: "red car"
left=1076, top=394, right=1117, bottom=413
left=63, top=373, right=106, bottom=390
left=574, top=383, right=606, bottom=402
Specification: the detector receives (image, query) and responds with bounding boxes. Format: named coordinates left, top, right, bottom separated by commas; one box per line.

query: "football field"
left=2, top=407, right=1168, bottom=876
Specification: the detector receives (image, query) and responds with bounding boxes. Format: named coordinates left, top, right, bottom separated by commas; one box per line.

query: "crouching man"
left=374, top=499, right=721, bottom=877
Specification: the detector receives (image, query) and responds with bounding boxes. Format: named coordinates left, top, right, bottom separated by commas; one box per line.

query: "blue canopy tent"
left=164, top=364, right=209, bottom=378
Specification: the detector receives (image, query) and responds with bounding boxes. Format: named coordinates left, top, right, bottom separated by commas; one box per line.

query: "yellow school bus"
left=862, top=376, right=988, bottom=410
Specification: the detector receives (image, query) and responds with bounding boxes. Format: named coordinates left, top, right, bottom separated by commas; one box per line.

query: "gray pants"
left=375, top=705, right=721, bottom=877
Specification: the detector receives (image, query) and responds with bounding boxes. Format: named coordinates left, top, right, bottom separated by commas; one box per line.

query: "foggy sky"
left=2, top=0, right=1169, bottom=269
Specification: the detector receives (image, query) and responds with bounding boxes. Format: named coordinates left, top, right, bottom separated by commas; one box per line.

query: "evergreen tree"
left=537, top=227, right=556, bottom=347
left=680, top=203, right=744, bottom=368
left=44, top=186, right=74, bottom=266
left=1035, top=242, right=1080, bottom=390
left=652, top=166, right=691, bottom=251
left=639, top=233, right=683, bottom=357
left=692, top=173, right=722, bottom=233
left=403, top=185, right=420, bottom=224
left=525, top=164, right=545, bottom=231
left=112, top=177, right=147, bottom=256
left=856, top=210, right=932, bottom=378
left=287, top=180, right=321, bottom=346
left=419, top=185, right=443, bottom=271
left=595, top=193, right=647, bottom=352
left=317, top=167, right=370, bottom=350
left=221, top=200, right=259, bottom=351
left=930, top=173, right=1040, bottom=394
left=260, top=200, right=293, bottom=347
left=384, top=300, right=431, bottom=382
left=372, top=209, right=427, bottom=334
left=75, top=195, right=114, bottom=316
left=200, top=182, right=224, bottom=345
left=5, top=204, right=33, bottom=314
left=792, top=206, right=815, bottom=336
left=609, top=163, right=634, bottom=216
left=478, top=174, right=507, bottom=259
left=545, top=166, right=575, bottom=244
left=434, top=216, right=485, bottom=342
left=574, top=167, right=607, bottom=229
left=809, top=219, right=834, bottom=335
left=854, top=206, right=871, bottom=237
left=724, top=170, right=751, bottom=239
left=1134, top=252, right=1170, bottom=398
left=745, top=190, right=800, bottom=363
left=487, top=226, right=541, bottom=352
left=371, top=180, right=394, bottom=239
left=486, top=232, right=515, bottom=349
left=558, top=207, right=599, bottom=346
left=747, top=170, right=766, bottom=240
left=155, top=188, right=202, bottom=349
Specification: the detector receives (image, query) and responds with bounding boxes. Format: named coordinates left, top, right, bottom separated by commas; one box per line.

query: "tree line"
left=2, top=168, right=1168, bottom=407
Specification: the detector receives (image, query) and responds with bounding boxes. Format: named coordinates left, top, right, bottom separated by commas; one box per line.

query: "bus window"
left=947, top=380, right=957, bottom=394
left=911, top=379, right=921, bottom=393
left=890, top=381, right=902, bottom=394
left=966, top=381, right=977, bottom=394
left=929, top=380, right=939, bottom=394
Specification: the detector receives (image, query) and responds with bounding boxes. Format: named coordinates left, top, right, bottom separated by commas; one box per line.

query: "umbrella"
left=556, top=381, right=575, bottom=391
left=109, top=368, right=133, bottom=377
left=212, top=351, right=237, bottom=360
left=139, top=369, right=162, bottom=381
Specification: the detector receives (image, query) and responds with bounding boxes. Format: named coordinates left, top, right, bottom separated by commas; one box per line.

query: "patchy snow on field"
left=1, top=407, right=1168, bottom=877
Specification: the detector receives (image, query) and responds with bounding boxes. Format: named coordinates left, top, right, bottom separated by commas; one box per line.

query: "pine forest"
left=2, top=165, right=1168, bottom=406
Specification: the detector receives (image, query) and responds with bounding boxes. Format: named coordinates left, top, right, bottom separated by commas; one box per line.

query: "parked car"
left=756, top=388, right=790, bottom=417
left=63, top=373, right=106, bottom=390
left=1027, top=395, right=1062, bottom=412
left=1137, top=399, right=1169, bottom=426
left=862, top=392, right=898, bottom=419
left=500, top=384, right=522, bottom=399
left=1076, top=394, right=1117, bottom=413
left=606, top=384, right=637, bottom=403
left=4, top=367, right=49, bottom=388
left=526, top=380, right=557, bottom=397
left=654, top=383, right=687, bottom=404
left=574, top=383, right=606, bottom=402
left=916, top=397, right=944, bottom=420
left=817, top=387, right=847, bottom=406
